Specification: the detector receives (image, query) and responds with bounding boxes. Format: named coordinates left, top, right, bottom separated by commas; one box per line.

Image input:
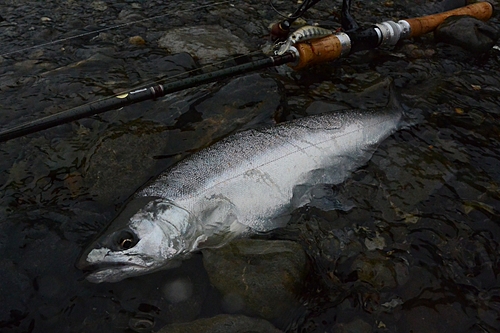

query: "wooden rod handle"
left=405, top=2, right=494, bottom=37
left=291, top=34, right=344, bottom=70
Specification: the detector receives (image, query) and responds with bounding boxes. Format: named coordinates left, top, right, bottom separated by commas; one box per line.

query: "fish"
left=276, top=25, right=333, bottom=55
left=77, top=105, right=402, bottom=283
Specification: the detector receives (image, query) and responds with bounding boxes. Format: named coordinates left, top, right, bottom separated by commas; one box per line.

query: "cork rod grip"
left=291, top=34, right=344, bottom=70
left=405, top=2, right=494, bottom=37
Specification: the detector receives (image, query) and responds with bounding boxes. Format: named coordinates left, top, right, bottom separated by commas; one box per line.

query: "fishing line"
left=269, top=0, right=296, bottom=19
left=269, top=0, right=319, bottom=20
left=0, top=0, right=234, bottom=58
left=121, top=49, right=265, bottom=88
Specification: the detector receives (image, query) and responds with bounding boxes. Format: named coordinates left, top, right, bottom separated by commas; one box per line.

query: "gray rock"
left=158, top=25, right=250, bottom=64
left=434, top=15, right=500, bottom=53
left=156, top=314, right=283, bottom=333
left=202, top=239, right=308, bottom=320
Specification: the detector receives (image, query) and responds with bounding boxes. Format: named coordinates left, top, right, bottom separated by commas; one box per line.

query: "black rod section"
left=347, top=27, right=381, bottom=54
left=0, top=53, right=295, bottom=143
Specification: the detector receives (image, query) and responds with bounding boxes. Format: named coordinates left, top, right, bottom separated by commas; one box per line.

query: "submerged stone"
left=399, top=302, right=475, bottom=333
left=352, top=253, right=400, bottom=289
left=156, top=314, right=282, bottom=333
left=334, top=318, right=372, bottom=333
left=158, top=25, right=250, bottom=64
left=434, top=15, right=499, bottom=53
left=202, top=239, right=308, bottom=320
left=0, top=259, right=31, bottom=324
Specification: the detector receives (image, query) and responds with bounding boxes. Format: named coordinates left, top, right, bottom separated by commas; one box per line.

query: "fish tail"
left=277, top=39, right=292, bottom=55
left=386, top=81, right=423, bottom=128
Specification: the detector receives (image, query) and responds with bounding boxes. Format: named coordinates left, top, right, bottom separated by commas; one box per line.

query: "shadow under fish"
left=77, top=85, right=410, bottom=283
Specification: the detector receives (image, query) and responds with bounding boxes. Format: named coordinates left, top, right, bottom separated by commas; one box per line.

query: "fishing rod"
left=0, top=2, right=494, bottom=143
left=278, top=1, right=494, bottom=69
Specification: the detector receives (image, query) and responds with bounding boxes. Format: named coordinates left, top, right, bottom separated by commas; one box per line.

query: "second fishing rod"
left=0, top=1, right=494, bottom=143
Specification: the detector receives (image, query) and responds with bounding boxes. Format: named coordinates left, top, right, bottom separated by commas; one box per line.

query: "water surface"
left=1, top=0, right=499, bottom=332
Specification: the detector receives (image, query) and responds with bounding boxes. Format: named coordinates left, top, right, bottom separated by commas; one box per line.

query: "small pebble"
left=129, top=35, right=146, bottom=46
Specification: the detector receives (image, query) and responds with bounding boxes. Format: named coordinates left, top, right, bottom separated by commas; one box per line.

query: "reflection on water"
left=1, top=0, right=499, bottom=332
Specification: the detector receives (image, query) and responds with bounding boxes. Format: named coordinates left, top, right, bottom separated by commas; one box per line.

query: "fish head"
left=77, top=197, right=196, bottom=283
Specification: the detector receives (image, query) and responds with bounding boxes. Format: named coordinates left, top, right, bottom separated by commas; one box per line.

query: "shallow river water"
left=1, top=0, right=499, bottom=332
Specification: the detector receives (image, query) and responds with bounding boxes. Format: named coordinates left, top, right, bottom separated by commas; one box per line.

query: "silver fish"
left=77, top=106, right=401, bottom=283
left=276, top=25, right=333, bottom=55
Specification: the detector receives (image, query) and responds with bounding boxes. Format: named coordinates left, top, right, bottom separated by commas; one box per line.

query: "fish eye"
left=116, top=230, right=138, bottom=250
left=120, top=238, right=133, bottom=249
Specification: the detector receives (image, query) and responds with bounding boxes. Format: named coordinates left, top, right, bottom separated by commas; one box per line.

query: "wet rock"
left=333, top=318, right=372, bottom=333
left=0, top=217, right=85, bottom=331
left=400, top=44, right=436, bottom=59
left=14, top=59, right=40, bottom=71
left=81, top=125, right=170, bottom=206
left=202, top=239, right=308, bottom=320
left=158, top=25, right=250, bottom=64
left=399, top=302, right=475, bottom=333
left=351, top=253, right=400, bottom=289
left=306, top=100, right=350, bottom=115
left=281, top=214, right=365, bottom=290
left=370, top=141, right=456, bottom=215
left=404, top=0, right=468, bottom=17
left=156, top=314, right=283, bottom=333
left=118, top=9, right=144, bottom=21
left=434, top=15, right=500, bottom=53
left=0, top=260, right=31, bottom=324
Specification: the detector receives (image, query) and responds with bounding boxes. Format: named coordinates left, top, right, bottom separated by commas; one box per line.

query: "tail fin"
left=386, top=80, right=424, bottom=129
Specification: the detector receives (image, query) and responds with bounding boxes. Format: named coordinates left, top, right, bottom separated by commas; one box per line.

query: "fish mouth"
left=79, top=260, right=144, bottom=272
left=77, top=254, right=147, bottom=274
left=80, top=261, right=148, bottom=283
left=76, top=244, right=149, bottom=272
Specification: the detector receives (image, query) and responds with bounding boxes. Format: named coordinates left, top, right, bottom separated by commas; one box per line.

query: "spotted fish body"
left=277, top=25, right=333, bottom=55
left=78, top=106, right=402, bottom=283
